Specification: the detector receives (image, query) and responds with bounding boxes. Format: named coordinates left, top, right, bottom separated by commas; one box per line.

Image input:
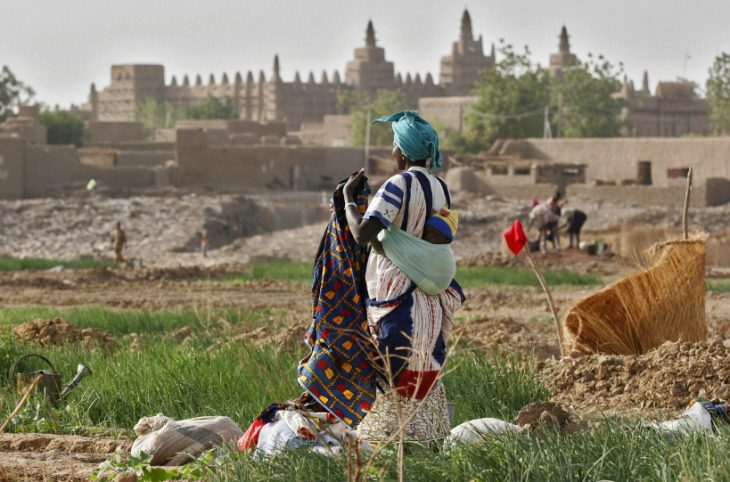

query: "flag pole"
left=523, top=251, right=564, bottom=357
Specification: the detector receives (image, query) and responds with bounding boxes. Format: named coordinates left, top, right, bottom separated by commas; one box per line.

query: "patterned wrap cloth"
left=297, top=180, right=379, bottom=429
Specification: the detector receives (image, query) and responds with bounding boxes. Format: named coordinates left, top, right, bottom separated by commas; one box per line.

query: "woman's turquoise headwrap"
left=372, top=110, right=443, bottom=170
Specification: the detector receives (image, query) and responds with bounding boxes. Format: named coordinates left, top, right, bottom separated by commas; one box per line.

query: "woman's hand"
left=343, top=169, right=365, bottom=201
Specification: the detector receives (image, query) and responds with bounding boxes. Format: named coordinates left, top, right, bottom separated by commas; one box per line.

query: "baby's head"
left=424, top=208, right=458, bottom=244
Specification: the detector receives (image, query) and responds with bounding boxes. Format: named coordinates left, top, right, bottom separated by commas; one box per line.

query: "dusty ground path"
left=2, top=265, right=728, bottom=358
left=0, top=433, right=130, bottom=481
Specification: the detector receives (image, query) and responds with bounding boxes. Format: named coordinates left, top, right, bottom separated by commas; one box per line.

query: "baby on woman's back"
left=422, top=208, right=458, bottom=245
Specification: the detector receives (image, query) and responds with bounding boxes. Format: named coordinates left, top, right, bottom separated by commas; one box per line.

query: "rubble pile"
left=1, top=189, right=728, bottom=268
left=540, top=338, right=730, bottom=416
left=13, top=318, right=117, bottom=351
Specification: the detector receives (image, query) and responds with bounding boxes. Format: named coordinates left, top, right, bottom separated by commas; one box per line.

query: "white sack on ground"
left=131, top=414, right=243, bottom=466
left=646, top=402, right=713, bottom=434
left=445, top=417, right=521, bottom=448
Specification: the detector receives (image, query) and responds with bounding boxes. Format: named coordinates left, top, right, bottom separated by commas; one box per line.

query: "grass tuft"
left=223, top=260, right=601, bottom=288
left=456, top=266, right=601, bottom=288
left=0, top=306, right=283, bottom=337
left=0, top=257, right=116, bottom=271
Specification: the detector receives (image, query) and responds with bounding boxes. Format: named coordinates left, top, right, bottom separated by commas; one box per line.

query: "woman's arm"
left=343, top=169, right=384, bottom=246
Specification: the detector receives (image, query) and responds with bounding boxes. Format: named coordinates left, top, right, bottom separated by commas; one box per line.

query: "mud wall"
left=174, top=128, right=365, bottom=190
left=500, top=138, right=730, bottom=188
left=567, top=184, right=708, bottom=207
left=488, top=183, right=557, bottom=201
left=0, top=136, right=24, bottom=199
left=23, top=145, right=157, bottom=197
left=117, top=151, right=173, bottom=167
left=87, top=121, right=145, bottom=145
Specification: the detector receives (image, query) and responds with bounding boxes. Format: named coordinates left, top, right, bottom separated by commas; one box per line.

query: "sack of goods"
left=131, top=414, right=243, bottom=466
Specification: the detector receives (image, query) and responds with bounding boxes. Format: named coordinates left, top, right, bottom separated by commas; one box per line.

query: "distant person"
left=545, top=190, right=566, bottom=248
left=528, top=201, right=560, bottom=252
left=200, top=228, right=209, bottom=257
left=547, top=189, right=565, bottom=211
left=560, top=208, right=587, bottom=249
left=111, top=222, right=127, bottom=263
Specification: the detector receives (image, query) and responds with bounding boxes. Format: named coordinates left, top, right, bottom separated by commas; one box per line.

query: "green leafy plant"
left=92, top=449, right=216, bottom=481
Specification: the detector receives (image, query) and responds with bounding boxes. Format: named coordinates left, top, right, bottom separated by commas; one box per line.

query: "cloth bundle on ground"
left=131, top=414, right=243, bottom=466
left=238, top=400, right=371, bottom=458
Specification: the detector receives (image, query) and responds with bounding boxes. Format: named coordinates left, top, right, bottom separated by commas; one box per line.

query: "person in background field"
left=528, top=201, right=560, bottom=252
left=560, top=207, right=587, bottom=249
left=111, top=222, right=127, bottom=263
left=199, top=228, right=209, bottom=257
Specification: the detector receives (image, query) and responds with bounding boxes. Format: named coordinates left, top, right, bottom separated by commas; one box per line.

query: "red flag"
left=503, top=219, right=528, bottom=255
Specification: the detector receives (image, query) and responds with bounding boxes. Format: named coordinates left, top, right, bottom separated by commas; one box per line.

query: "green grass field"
left=1, top=258, right=727, bottom=480
left=0, top=305, right=284, bottom=336
left=224, top=259, right=602, bottom=288
left=0, top=257, right=116, bottom=271
left=707, top=280, right=730, bottom=293
left=0, top=305, right=727, bottom=481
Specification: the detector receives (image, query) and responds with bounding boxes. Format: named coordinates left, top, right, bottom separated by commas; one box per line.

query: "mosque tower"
left=344, top=20, right=395, bottom=91
left=549, top=25, right=578, bottom=80
left=439, top=9, right=495, bottom=95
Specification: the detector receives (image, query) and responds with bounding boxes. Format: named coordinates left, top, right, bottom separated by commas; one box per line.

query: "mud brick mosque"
left=78, top=10, right=709, bottom=137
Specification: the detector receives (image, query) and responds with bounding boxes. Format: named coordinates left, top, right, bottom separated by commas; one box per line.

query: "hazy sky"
left=4, top=0, right=730, bottom=107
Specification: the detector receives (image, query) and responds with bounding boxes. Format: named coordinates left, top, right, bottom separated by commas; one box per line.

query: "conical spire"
left=460, top=9, right=473, bottom=41
left=366, top=20, right=376, bottom=47
left=90, top=82, right=97, bottom=95
left=273, top=54, right=281, bottom=79
left=195, top=74, right=203, bottom=86
left=642, top=70, right=650, bottom=95
left=559, top=25, right=570, bottom=54
left=208, top=73, right=216, bottom=85
left=425, top=73, right=434, bottom=85
left=246, top=71, right=254, bottom=84
left=321, top=70, right=329, bottom=84
left=183, top=75, right=190, bottom=86
left=235, top=72, right=243, bottom=84
left=258, top=70, right=266, bottom=83
left=395, top=72, right=403, bottom=84
left=221, top=73, right=229, bottom=84
left=490, top=42, right=496, bottom=58
left=414, top=73, right=422, bottom=85
left=170, top=75, right=178, bottom=87
left=332, top=70, right=341, bottom=84
left=294, top=71, right=302, bottom=83
left=307, top=71, right=316, bottom=84
left=405, top=73, right=412, bottom=85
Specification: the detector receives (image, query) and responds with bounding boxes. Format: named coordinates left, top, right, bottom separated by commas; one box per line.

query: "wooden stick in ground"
left=524, top=251, right=564, bottom=357
left=683, top=167, right=693, bottom=240
left=0, top=374, right=43, bottom=433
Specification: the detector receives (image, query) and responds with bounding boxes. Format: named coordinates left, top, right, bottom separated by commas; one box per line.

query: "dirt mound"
left=516, top=401, right=576, bottom=432
left=539, top=338, right=730, bottom=417
left=0, top=433, right=130, bottom=482
left=13, top=318, right=117, bottom=351
left=457, top=316, right=560, bottom=360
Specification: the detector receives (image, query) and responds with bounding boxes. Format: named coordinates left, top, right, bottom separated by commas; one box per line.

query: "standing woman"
left=342, top=111, right=464, bottom=445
